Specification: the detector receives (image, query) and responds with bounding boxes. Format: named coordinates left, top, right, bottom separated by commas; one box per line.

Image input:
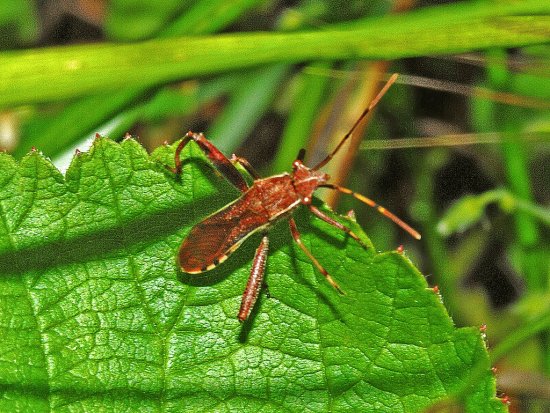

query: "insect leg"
left=171, top=131, right=249, bottom=193
left=288, top=218, right=344, bottom=295
left=308, top=205, right=367, bottom=249
left=238, top=234, right=269, bottom=322
left=230, top=155, right=261, bottom=180
left=319, top=183, right=421, bottom=240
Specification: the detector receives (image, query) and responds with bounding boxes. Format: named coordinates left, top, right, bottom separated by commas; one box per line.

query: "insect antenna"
left=319, top=183, right=421, bottom=240
left=312, top=73, right=399, bottom=171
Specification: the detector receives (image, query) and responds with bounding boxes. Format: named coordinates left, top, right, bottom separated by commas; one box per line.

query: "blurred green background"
left=0, top=1, right=548, bottom=411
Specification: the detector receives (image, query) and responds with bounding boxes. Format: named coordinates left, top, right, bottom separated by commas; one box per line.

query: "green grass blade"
left=11, top=0, right=261, bottom=158
left=105, top=1, right=194, bottom=40
left=13, top=89, right=143, bottom=158
left=271, top=62, right=332, bottom=173
left=1, top=1, right=548, bottom=108
left=207, top=64, right=290, bottom=153
left=160, top=0, right=265, bottom=36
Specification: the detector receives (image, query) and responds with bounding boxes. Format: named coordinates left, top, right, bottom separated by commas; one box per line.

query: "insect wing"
left=178, top=195, right=269, bottom=273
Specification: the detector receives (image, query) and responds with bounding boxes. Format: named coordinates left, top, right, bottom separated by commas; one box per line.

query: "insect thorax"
left=291, top=160, right=328, bottom=204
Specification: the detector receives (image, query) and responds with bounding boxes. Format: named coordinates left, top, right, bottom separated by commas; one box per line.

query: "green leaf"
left=436, top=190, right=505, bottom=237
left=0, top=139, right=506, bottom=412
left=437, top=189, right=550, bottom=237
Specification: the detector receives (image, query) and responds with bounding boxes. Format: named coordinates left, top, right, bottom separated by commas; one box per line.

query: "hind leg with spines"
left=238, top=234, right=270, bottom=322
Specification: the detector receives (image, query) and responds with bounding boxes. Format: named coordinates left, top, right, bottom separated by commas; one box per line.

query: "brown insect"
left=169, top=74, right=420, bottom=322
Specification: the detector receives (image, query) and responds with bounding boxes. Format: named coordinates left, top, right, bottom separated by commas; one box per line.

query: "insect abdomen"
left=178, top=192, right=270, bottom=273
left=179, top=175, right=300, bottom=274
